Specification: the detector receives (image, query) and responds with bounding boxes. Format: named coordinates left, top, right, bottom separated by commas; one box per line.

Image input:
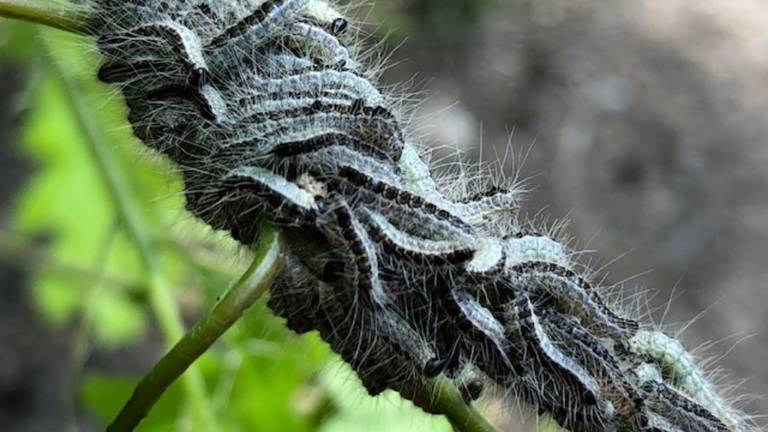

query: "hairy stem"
left=43, top=32, right=220, bottom=431
left=108, top=224, right=284, bottom=432
left=0, top=0, right=88, bottom=34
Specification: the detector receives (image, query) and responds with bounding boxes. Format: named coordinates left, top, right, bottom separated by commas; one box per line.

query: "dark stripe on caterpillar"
left=507, top=261, right=639, bottom=337
left=205, top=0, right=298, bottom=48
left=270, top=132, right=394, bottom=163
left=362, top=209, right=475, bottom=266
left=336, top=165, right=470, bottom=230
left=640, top=381, right=730, bottom=432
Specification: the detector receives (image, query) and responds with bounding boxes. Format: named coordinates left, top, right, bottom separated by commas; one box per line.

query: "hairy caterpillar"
left=78, top=0, right=757, bottom=430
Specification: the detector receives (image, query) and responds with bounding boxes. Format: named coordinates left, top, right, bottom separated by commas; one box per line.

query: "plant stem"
left=413, top=378, right=498, bottom=432
left=43, top=32, right=220, bottom=431
left=0, top=0, right=88, bottom=34
left=108, top=223, right=284, bottom=432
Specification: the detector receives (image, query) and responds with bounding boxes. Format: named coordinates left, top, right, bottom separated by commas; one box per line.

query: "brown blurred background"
left=1, top=0, right=767, bottom=429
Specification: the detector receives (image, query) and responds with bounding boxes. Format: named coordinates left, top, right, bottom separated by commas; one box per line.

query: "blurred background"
left=1, top=0, right=766, bottom=430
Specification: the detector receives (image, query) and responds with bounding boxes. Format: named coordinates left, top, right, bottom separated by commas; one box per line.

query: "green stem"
left=42, top=33, right=219, bottom=431
left=0, top=0, right=88, bottom=34
left=416, top=378, right=498, bottom=432
left=108, top=223, right=284, bottom=432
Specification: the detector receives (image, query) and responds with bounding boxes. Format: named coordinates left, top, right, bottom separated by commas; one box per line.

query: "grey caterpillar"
left=83, top=0, right=757, bottom=431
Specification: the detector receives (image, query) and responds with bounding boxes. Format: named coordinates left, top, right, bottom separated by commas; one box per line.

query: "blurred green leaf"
left=319, top=362, right=452, bottom=432
left=91, top=290, right=147, bottom=347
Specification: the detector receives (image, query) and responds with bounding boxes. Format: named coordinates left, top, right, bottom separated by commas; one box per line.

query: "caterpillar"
left=80, top=0, right=757, bottom=430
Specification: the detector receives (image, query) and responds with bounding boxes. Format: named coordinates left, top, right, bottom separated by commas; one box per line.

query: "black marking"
left=508, top=261, right=639, bottom=336
left=145, top=84, right=218, bottom=121
left=324, top=198, right=382, bottom=306
left=221, top=173, right=317, bottom=225
left=512, top=293, right=601, bottom=407
left=271, top=132, right=394, bottom=163
left=206, top=0, right=287, bottom=48
left=503, top=228, right=545, bottom=240
left=423, top=357, right=446, bottom=378
left=544, top=311, right=647, bottom=427
left=336, top=166, right=470, bottom=230
left=244, top=100, right=404, bottom=150
left=363, top=212, right=475, bottom=266
left=287, top=20, right=351, bottom=66
left=641, top=381, right=730, bottom=432
left=331, top=18, right=348, bottom=35
left=99, top=22, right=207, bottom=77
left=459, top=186, right=506, bottom=203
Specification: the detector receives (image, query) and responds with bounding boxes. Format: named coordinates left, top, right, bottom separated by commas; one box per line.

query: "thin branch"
left=108, top=223, right=284, bottom=432
left=0, top=0, right=88, bottom=34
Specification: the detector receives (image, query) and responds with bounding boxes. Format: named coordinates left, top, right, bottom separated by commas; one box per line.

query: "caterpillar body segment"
left=361, top=208, right=476, bottom=266
left=646, top=413, right=686, bottom=432
left=493, top=293, right=618, bottom=432
left=542, top=311, right=648, bottom=430
left=205, top=0, right=310, bottom=49
left=505, top=261, right=639, bottom=339
left=640, top=381, right=730, bottom=432
left=503, top=233, right=570, bottom=268
left=233, top=70, right=385, bottom=114
left=630, top=330, right=747, bottom=431
left=286, top=20, right=352, bottom=66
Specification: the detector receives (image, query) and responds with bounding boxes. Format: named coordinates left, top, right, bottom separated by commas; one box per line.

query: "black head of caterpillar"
left=86, top=1, right=756, bottom=431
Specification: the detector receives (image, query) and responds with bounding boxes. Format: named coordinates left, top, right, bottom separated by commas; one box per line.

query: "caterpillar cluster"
left=83, top=1, right=755, bottom=430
